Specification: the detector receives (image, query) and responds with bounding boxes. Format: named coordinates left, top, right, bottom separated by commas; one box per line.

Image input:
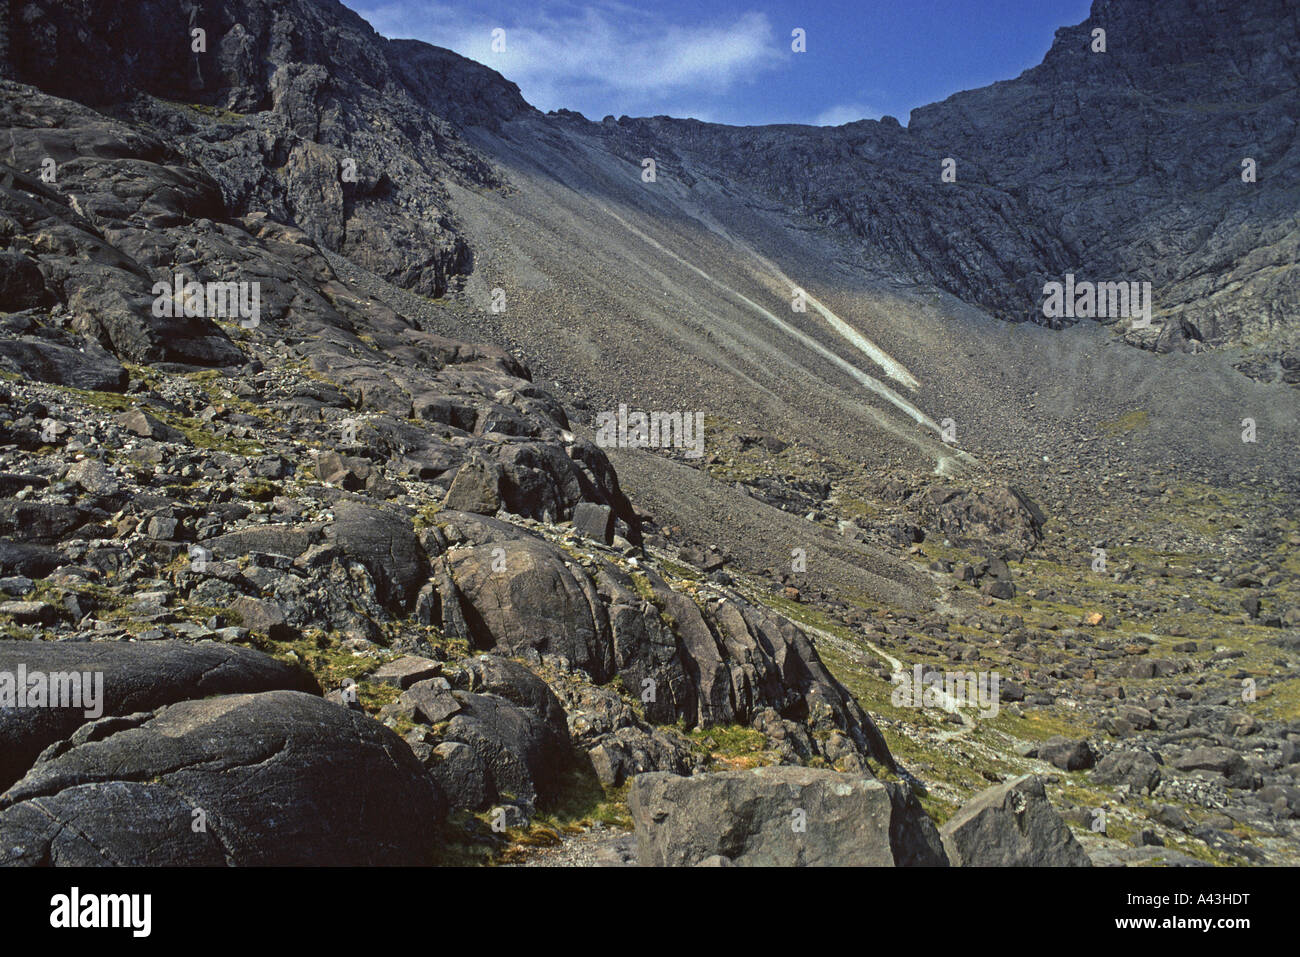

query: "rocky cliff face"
left=909, top=0, right=1300, bottom=368
left=1, top=0, right=1298, bottom=867
left=3, top=0, right=526, bottom=297
left=5, top=0, right=1295, bottom=376
left=601, top=0, right=1299, bottom=375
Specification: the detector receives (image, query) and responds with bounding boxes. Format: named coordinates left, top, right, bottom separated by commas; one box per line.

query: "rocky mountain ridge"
left=0, top=0, right=1297, bottom=866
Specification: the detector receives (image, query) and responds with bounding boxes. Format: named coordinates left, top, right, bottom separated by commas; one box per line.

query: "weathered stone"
left=114, top=409, right=184, bottom=442
left=629, top=766, right=948, bottom=867
left=1093, top=750, right=1162, bottom=793
left=0, top=600, right=55, bottom=624
left=0, top=691, right=445, bottom=865
left=372, top=655, right=440, bottom=690
left=444, top=690, right=571, bottom=808
left=0, top=640, right=319, bottom=792
left=425, top=740, right=493, bottom=810
left=402, top=678, right=461, bottom=723
left=66, top=458, right=119, bottom=496
left=443, top=457, right=502, bottom=514
left=1039, top=736, right=1096, bottom=771
left=572, top=501, right=614, bottom=545
left=325, top=502, right=429, bottom=612
left=228, top=596, right=290, bottom=637
left=939, top=775, right=1092, bottom=867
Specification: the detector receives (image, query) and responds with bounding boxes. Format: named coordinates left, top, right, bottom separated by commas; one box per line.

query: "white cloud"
left=813, top=103, right=880, bottom=127
left=349, top=2, right=785, bottom=118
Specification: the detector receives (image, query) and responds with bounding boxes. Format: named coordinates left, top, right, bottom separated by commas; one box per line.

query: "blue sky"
left=346, top=0, right=1095, bottom=127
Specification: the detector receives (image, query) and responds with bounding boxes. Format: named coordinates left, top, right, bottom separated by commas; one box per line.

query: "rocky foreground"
left=0, top=75, right=904, bottom=864
left=0, top=0, right=1297, bottom=866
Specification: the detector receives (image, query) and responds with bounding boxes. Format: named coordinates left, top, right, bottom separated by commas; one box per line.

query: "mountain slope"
left=1, top=0, right=1299, bottom=867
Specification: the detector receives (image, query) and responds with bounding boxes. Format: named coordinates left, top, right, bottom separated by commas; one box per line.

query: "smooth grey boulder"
left=227, top=595, right=290, bottom=636
left=443, top=538, right=613, bottom=680
left=0, top=690, right=445, bottom=865
left=0, top=639, right=320, bottom=791
left=939, top=775, right=1092, bottom=867
left=1092, top=750, right=1162, bottom=793
left=629, top=766, right=948, bottom=867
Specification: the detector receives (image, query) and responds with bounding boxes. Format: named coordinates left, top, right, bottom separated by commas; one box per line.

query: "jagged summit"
left=0, top=0, right=1298, bottom=869
left=5, top=0, right=1296, bottom=376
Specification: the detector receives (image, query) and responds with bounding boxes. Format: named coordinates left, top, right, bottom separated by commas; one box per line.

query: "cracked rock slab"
left=0, top=639, right=320, bottom=792
left=0, top=690, right=445, bottom=865
left=629, top=766, right=948, bottom=867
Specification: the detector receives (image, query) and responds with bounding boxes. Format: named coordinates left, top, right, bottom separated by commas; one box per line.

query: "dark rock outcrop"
left=0, top=690, right=445, bottom=865
left=0, top=639, right=319, bottom=791
left=434, top=537, right=893, bottom=768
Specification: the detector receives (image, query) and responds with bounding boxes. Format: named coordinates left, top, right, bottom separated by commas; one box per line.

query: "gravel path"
left=508, top=829, right=636, bottom=868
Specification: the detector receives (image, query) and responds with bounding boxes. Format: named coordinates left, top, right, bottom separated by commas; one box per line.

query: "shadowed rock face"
left=4, top=0, right=513, bottom=298
left=0, top=639, right=320, bottom=791
left=0, top=690, right=446, bottom=865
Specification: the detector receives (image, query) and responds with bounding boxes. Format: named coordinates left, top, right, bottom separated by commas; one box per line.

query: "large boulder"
left=0, top=334, right=128, bottom=391
left=0, top=690, right=445, bottom=865
left=1092, top=750, right=1162, bottom=793
left=442, top=689, right=571, bottom=808
left=629, top=767, right=948, bottom=866
left=1038, top=736, right=1096, bottom=771
left=0, top=639, right=319, bottom=791
left=420, top=740, right=492, bottom=810
left=325, top=502, right=429, bottom=612
left=205, top=523, right=322, bottom=561
left=442, top=539, right=613, bottom=680
left=939, top=775, right=1092, bottom=867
